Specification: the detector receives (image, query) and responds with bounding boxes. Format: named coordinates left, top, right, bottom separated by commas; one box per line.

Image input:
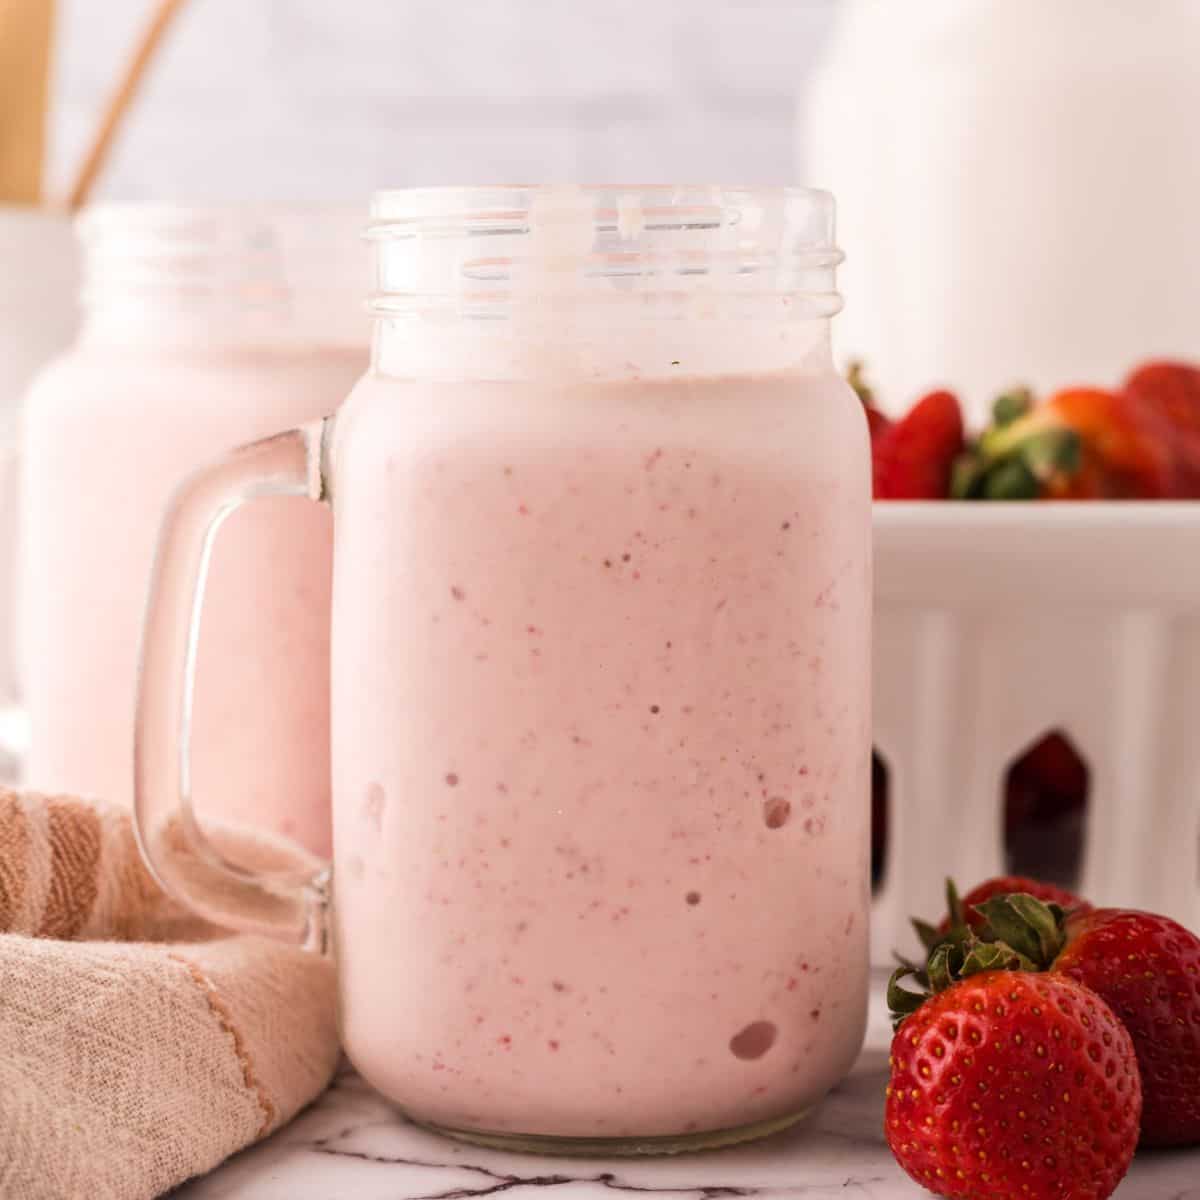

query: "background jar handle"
left=134, top=418, right=334, bottom=948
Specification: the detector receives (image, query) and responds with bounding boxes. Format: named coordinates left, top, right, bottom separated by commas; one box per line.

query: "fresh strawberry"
left=1044, top=388, right=1176, bottom=498
left=1124, top=360, right=1200, bottom=438
left=873, top=389, right=965, bottom=499
left=871, top=750, right=889, bottom=890
left=917, top=887, right=1200, bottom=1148
left=926, top=876, right=1091, bottom=941
left=1054, top=907, right=1200, bottom=1147
left=1005, top=734, right=1090, bottom=885
left=1012, top=732, right=1089, bottom=810
left=864, top=404, right=892, bottom=441
left=953, top=386, right=1176, bottom=499
left=847, top=360, right=892, bottom=442
left=886, top=961, right=1140, bottom=1199
left=1123, top=360, right=1200, bottom=495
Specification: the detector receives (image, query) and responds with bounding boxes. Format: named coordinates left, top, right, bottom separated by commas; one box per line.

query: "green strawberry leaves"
left=911, top=917, right=943, bottom=953
left=950, top=385, right=1084, bottom=499
left=991, top=387, right=1035, bottom=428
left=972, top=894, right=1067, bottom=965
left=889, top=879, right=1070, bottom=1028
left=887, top=968, right=928, bottom=1026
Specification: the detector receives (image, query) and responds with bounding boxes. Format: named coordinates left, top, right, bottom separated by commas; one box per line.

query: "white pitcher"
left=805, top=0, right=1200, bottom=423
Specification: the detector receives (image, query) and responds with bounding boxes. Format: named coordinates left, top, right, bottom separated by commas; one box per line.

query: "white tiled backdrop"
left=49, top=0, right=838, bottom=203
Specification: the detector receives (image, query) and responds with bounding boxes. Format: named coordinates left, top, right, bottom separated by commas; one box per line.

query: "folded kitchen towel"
left=0, top=788, right=338, bottom=1200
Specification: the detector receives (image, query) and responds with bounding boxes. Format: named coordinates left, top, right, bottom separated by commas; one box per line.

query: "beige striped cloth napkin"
left=0, top=788, right=338, bottom=1200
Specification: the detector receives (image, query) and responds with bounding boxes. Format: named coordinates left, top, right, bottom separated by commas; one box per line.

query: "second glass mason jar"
left=19, top=207, right=366, bottom=852
left=135, top=186, right=872, bottom=1152
left=0, top=208, right=79, bottom=779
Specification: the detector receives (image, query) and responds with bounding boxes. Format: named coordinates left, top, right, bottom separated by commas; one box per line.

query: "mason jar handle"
left=134, top=418, right=334, bottom=948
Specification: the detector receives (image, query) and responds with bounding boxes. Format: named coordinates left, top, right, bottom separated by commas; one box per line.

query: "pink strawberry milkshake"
left=19, top=207, right=364, bottom=854
left=330, top=203, right=872, bottom=1141
left=136, top=188, right=873, bottom=1149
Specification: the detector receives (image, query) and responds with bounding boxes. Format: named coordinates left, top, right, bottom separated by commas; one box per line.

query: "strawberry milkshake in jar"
left=135, top=187, right=872, bottom=1152
left=19, top=207, right=365, bottom=853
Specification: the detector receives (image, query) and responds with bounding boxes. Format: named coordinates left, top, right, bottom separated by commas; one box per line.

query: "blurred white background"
left=48, top=0, right=838, bottom=203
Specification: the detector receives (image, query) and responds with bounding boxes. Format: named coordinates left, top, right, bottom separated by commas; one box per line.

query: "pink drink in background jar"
left=19, top=208, right=365, bottom=853
left=0, top=209, right=79, bottom=781
left=135, top=187, right=871, bottom=1153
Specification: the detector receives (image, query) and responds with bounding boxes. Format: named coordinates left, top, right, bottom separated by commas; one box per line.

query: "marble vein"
left=174, top=985, right=1200, bottom=1200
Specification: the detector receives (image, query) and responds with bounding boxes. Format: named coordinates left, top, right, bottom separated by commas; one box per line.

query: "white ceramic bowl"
left=872, top=502, right=1200, bottom=961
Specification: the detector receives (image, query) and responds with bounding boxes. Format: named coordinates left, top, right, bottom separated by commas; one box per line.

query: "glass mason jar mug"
left=20, top=206, right=365, bottom=852
left=135, top=186, right=872, bottom=1153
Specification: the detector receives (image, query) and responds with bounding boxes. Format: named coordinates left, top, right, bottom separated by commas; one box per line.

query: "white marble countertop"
left=177, top=981, right=1200, bottom=1200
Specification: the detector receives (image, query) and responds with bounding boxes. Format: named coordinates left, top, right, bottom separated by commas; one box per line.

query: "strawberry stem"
left=945, top=878, right=967, bottom=930
left=954, top=407, right=1083, bottom=500
left=983, top=458, right=1040, bottom=499
left=992, top=386, right=1035, bottom=427
left=912, top=917, right=943, bottom=954
left=887, top=967, right=929, bottom=1028
left=972, top=894, right=1067, bottom=964
left=950, top=450, right=986, bottom=499
left=889, top=881, right=1073, bottom=1027
left=846, top=360, right=874, bottom=408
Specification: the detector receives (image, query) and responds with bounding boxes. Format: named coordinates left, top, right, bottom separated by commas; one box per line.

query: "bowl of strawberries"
left=866, top=360, right=1200, bottom=973
left=863, top=360, right=1200, bottom=501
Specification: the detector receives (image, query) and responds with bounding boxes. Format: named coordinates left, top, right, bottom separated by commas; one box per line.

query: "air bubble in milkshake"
left=363, top=781, right=386, bottom=831
left=729, top=1021, right=777, bottom=1060
left=763, top=797, right=791, bottom=829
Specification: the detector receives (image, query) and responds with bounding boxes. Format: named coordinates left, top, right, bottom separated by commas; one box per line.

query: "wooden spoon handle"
left=65, top=0, right=190, bottom=212
left=0, top=0, right=55, bottom=205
